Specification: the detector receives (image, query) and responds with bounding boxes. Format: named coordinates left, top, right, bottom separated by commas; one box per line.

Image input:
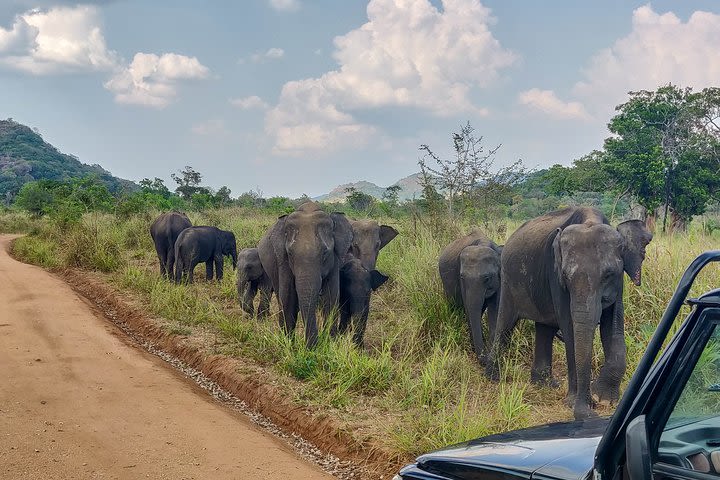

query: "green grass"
left=5, top=206, right=720, bottom=457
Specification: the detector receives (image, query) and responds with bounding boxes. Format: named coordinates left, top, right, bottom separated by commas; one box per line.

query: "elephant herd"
left=149, top=203, right=396, bottom=348
left=150, top=203, right=653, bottom=420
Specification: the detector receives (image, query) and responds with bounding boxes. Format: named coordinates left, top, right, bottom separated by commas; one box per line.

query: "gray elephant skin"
left=174, top=226, right=238, bottom=283
left=334, top=257, right=389, bottom=347
left=438, top=230, right=502, bottom=364
left=150, top=211, right=192, bottom=279
left=258, top=202, right=353, bottom=347
left=236, top=247, right=273, bottom=319
left=487, top=206, right=652, bottom=420
left=349, top=220, right=398, bottom=269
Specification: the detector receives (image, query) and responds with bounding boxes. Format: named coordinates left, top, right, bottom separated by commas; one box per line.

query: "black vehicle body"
left=397, top=251, right=720, bottom=480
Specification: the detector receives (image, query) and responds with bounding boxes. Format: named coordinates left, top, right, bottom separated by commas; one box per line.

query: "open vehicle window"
left=658, top=324, right=720, bottom=474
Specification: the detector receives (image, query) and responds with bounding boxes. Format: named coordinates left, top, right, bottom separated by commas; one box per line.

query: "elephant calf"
left=236, top=248, right=273, bottom=319
left=174, top=226, right=237, bottom=283
left=438, top=230, right=502, bottom=364
left=334, top=256, right=389, bottom=347
left=349, top=220, right=398, bottom=270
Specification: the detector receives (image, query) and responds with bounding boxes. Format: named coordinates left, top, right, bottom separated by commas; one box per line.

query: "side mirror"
left=626, top=415, right=652, bottom=480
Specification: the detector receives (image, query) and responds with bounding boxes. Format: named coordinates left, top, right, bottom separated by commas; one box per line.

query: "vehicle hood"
left=412, top=417, right=609, bottom=480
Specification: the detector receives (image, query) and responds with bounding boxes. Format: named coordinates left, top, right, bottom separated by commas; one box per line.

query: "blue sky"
left=1, top=1, right=719, bottom=197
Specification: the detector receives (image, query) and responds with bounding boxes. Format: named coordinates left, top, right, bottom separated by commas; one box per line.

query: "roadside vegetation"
left=3, top=84, right=720, bottom=457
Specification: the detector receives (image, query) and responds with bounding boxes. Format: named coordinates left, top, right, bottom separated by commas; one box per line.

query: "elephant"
left=486, top=206, right=653, bottom=420
left=438, top=230, right=502, bottom=364
left=174, top=226, right=238, bottom=283
left=149, top=211, right=192, bottom=279
left=236, top=247, right=273, bottom=319
left=332, top=257, right=389, bottom=347
left=349, top=220, right=398, bottom=270
left=258, top=202, right=353, bottom=347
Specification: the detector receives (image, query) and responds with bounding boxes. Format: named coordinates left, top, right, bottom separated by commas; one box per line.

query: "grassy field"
left=5, top=207, right=720, bottom=457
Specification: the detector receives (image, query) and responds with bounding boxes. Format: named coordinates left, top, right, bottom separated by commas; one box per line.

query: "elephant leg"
left=166, top=247, right=176, bottom=280
left=593, top=301, right=626, bottom=405
left=331, top=305, right=351, bottom=337
left=206, top=260, right=214, bottom=281
left=240, top=281, right=257, bottom=317
left=256, top=281, right=272, bottom=320
left=572, top=320, right=598, bottom=419
left=158, top=248, right=168, bottom=278
left=174, top=255, right=184, bottom=283
left=486, top=293, right=500, bottom=346
left=188, top=260, right=196, bottom=283
left=215, top=255, right=224, bottom=281
left=486, top=287, right=519, bottom=381
left=531, top=323, right=559, bottom=388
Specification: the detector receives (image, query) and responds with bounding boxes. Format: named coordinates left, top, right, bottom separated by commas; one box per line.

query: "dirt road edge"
left=53, top=266, right=407, bottom=479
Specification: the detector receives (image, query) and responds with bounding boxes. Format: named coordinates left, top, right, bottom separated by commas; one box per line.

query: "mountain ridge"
left=313, top=173, right=425, bottom=203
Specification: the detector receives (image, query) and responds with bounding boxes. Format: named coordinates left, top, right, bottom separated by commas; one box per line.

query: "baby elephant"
left=334, top=257, right=389, bottom=347
left=438, top=230, right=502, bottom=364
left=236, top=248, right=273, bottom=319
left=174, top=226, right=237, bottom=283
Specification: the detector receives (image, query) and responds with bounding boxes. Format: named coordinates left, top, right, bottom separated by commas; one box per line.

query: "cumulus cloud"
left=230, top=95, right=269, bottom=110
left=517, top=89, right=589, bottom=120
left=572, top=5, right=720, bottom=112
left=104, top=52, right=209, bottom=108
left=268, top=0, right=300, bottom=12
left=0, top=5, right=118, bottom=74
left=265, top=0, right=516, bottom=155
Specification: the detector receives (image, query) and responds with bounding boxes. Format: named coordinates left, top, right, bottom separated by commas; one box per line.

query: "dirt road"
left=0, top=235, right=333, bottom=479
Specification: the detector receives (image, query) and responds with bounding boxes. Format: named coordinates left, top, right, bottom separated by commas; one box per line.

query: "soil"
left=0, top=234, right=337, bottom=479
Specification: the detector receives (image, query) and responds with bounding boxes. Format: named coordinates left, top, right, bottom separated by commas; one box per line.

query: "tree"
left=602, top=85, right=720, bottom=231
left=418, top=122, right=511, bottom=216
left=345, top=187, right=375, bottom=212
left=214, top=186, right=232, bottom=206
left=139, top=177, right=171, bottom=197
left=382, top=185, right=401, bottom=205
left=14, top=180, right=56, bottom=216
left=171, top=166, right=204, bottom=200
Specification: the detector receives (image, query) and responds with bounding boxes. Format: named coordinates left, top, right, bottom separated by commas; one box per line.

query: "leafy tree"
left=345, top=187, right=375, bottom=212
left=14, top=180, right=57, bottom=216
left=171, top=166, right=205, bottom=200
left=139, top=177, right=171, bottom=197
left=214, top=186, right=232, bottom=206
left=382, top=185, right=401, bottom=205
left=602, top=85, right=720, bottom=231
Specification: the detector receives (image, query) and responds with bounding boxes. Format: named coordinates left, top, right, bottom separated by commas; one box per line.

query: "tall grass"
left=5, top=206, right=720, bottom=456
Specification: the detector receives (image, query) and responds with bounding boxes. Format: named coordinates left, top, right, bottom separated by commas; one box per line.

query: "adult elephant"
left=258, top=202, right=353, bottom=347
left=150, top=211, right=192, bottom=279
left=438, top=230, right=502, bottom=364
left=349, top=220, right=398, bottom=270
left=174, top=226, right=237, bottom=283
left=486, top=207, right=652, bottom=420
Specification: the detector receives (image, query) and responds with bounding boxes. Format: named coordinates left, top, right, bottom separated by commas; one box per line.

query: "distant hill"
left=314, top=173, right=425, bottom=203
left=0, top=119, right=137, bottom=199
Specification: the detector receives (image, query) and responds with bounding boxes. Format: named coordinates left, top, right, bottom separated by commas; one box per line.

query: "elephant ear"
left=551, top=228, right=566, bottom=290
left=617, top=219, right=653, bottom=286
left=379, top=225, right=399, bottom=249
left=331, top=212, right=354, bottom=260
left=370, top=270, right=389, bottom=290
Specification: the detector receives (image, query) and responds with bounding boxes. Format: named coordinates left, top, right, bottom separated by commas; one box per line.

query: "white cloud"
left=249, top=47, right=285, bottom=63
left=191, top=119, right=228, bottom=136
left=268, top=0, right=300, bottom=12
left=265, top=0, right=516, bottom=155
left=104, top=52, right=209, bottom=108
left=230, top=95, right=269, bottom=110
left=517, top=88, right=589, bottom=120
left=0, top=5, right=118, bottom=74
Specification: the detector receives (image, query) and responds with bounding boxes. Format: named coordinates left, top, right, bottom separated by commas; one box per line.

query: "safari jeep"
left=396, top=251, right=720, bottom=480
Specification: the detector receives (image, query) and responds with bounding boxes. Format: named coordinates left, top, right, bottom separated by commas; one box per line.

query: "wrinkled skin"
left=149, top=211, right=192, bottom=279
left=349, top=220, right=398, bottom=270
left=438, top=230, right=502, bottom=364
left=236, top=247, right=273, bottom=319
left=258, top=202, right=353, bottom=347
left=332, top=257, right=389, bottom=347
left=486, top=207, right=652, bottom=420
left=174, top=226, right=237, bottom=283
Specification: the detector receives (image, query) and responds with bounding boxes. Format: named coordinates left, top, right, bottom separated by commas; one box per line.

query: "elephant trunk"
left=569, top=293, right=601, bottom=419
left=295, top=272, right=322, bottom=348
left=461, top=280, right=488, bottom=363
